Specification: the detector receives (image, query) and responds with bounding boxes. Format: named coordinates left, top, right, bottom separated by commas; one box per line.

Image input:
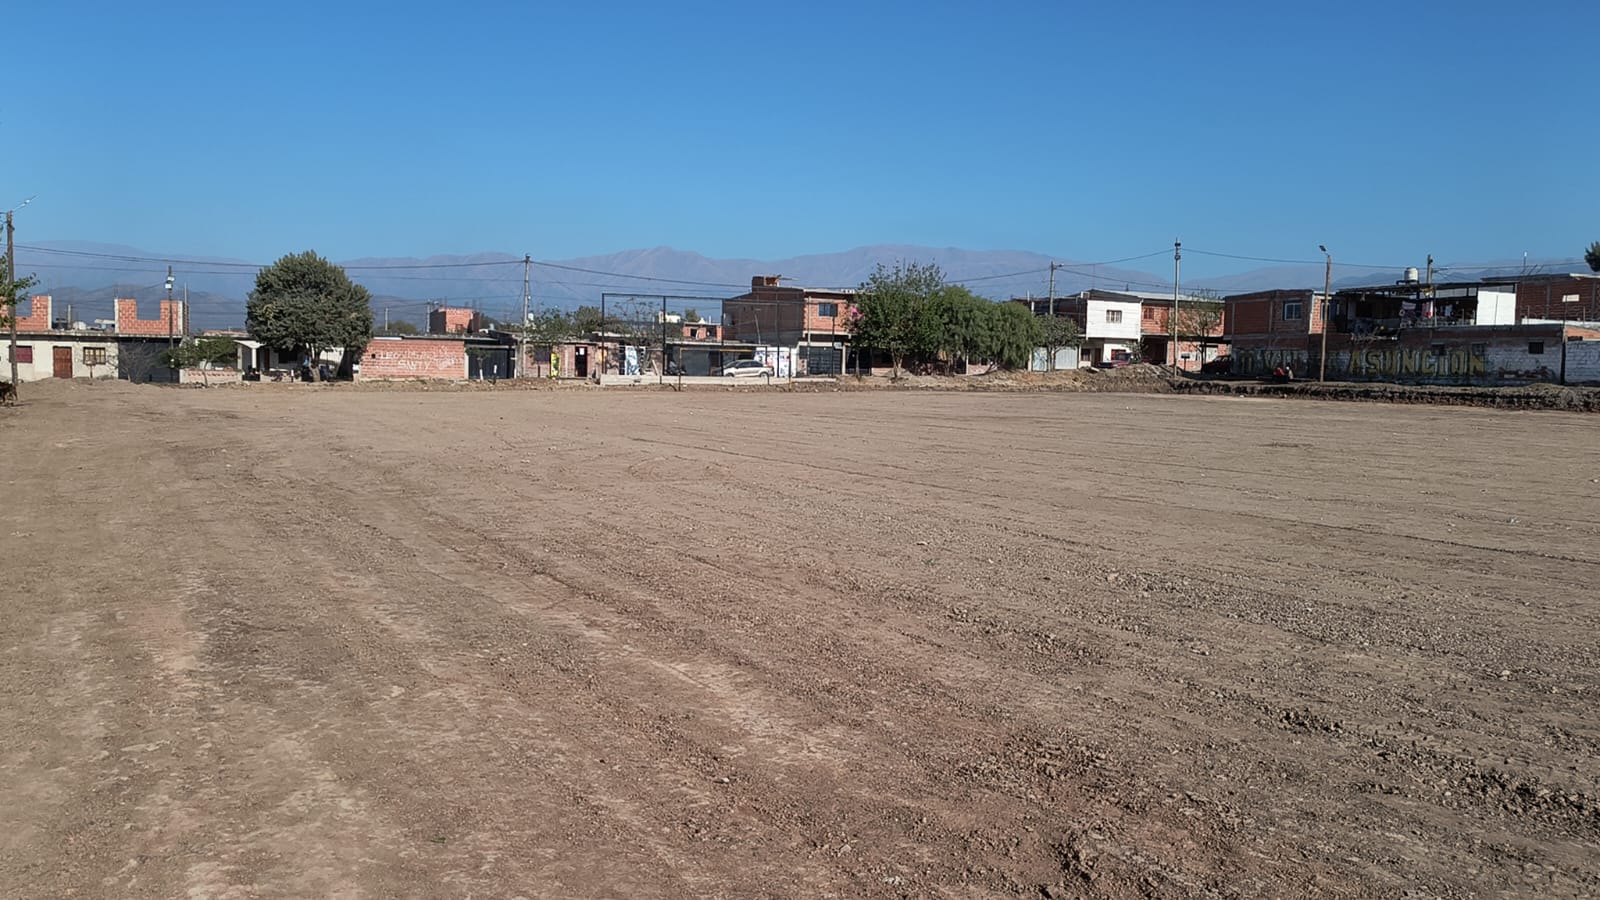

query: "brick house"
left=355, top=335, right=468, bottom=380
left=1221, top=288, right=1326, bottom=376
left=1223, top=278, right=1600, bottom=384
left=0, top=295, right=176, bottom=383
left=1507, top=274, right=1600, bottom=323
left=723, top=276, right=854, bottom=375
left=1016, top=290, right=1144, bottom=367
left=428, top=306, right=485, bottom=335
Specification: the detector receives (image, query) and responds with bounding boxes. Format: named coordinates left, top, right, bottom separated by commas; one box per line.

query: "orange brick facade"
left=1514, top=277, right=1600, bottom=323
left=428, top=307, right=482, bottom=335
left=115, top=298, right=187, bottom=337
left=15, top=295, right=52, bottom=331
left=357, top=337, right=467, bottom=380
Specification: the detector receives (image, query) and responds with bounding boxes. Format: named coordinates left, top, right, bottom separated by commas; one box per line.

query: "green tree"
left=572, top=305, right=606, bottom=335
left=851, top=261, right=946, bottom=378
left=163, top=336, right=241, bottom=385
left=1037, top=313, right=1083, bottom=371
left=1586, top=241, right=1600, bottom=273
left=246, top=251, right=374, bottom=381
left=163, top=335, right=239, bottom=369
left=3, top=258, right=40, bottom=399
left=1176, top=292, right=1225, bottom=367
left=980, top=301, right=1045, bottom=370
left=380, top=319, right=420, bottom=336
left=683, top=307, right=702, bottom=323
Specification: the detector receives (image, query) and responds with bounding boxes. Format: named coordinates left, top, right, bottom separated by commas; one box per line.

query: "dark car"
left=1094, top=349, right=1133, bottom=369
left=1200, top=355, right=1233, bottom=375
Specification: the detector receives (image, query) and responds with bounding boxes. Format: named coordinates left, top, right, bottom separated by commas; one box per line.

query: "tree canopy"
left=3, top=258, right=40, bottom=395
left=849, top=262, right=1045, bottom=376
left=1586, top=241, right=1600, bottom=274
left=1037, top=314, right=1083, bottom=371
left=246, top=251, right=373, bottom=379
left=0, top=257, right=37, bottom=327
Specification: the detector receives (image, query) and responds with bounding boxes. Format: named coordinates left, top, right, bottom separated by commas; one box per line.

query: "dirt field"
left=3, top=380, right=1597, bottom=898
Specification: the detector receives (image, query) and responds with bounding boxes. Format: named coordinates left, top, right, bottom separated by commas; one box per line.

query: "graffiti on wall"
left=1231, top=344, right=1521, bottom=382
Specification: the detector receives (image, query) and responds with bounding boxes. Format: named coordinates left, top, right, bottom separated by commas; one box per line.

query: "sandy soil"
left=2, top=379, right=1597, bottom=898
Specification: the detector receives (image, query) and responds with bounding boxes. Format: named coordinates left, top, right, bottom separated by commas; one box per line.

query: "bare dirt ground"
left=2, top=380, right=1597, bottom=898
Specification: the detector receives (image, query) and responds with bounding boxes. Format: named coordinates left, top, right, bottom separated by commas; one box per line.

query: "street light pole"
left=1172, top=240, right=1181, bottom=374
left=6, top=210, right=17, bottom=395
left=1319, top=245, right=1332, bottom=382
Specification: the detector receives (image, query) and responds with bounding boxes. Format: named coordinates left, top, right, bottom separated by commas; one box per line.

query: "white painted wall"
left=1031, top=347, right=1080, bottom=371
left=1475, top=289, right=1516, bottom=325
left=1085, top=300, right=1142, bottom=341
left=0, top=337, right=119, bottom=382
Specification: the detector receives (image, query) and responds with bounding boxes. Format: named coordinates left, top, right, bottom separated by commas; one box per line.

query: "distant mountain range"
left=14, top=241, right=1585, bottom=332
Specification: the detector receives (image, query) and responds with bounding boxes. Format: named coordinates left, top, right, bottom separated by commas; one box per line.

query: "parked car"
left=1094, top=350, right=1133, bottom=369
left=1200, top=355, right=1233, bottom=375
left=716, top=359, right=773, bottom=377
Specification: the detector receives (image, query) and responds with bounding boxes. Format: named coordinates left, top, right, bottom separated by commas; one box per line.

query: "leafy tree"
left=1586, top=241, right=1600, bottom=273
left=163, top=336, right=241, bottom=385
left=520, top=308, right=575, bottom=343
left=163, top=335, right=239, bottom=369
left=572, top=305, right=606, bottom=335
left=380, top=319, right=420, bottom=336
left=851, top=261, right=945, bottom=378
left=1176, top=293, right=1225, bottom=367
left=246, top=251, right=374, bottom=381
left=683, top=307, right=702, bottom=323
left=1037, top=314, right=1083, bottom=371
left=2, top=258, right=40, bottom=398
left=980, top=301, right=1044, bottom=370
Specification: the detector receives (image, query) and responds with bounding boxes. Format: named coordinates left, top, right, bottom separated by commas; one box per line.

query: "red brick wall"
left=115, top=299, right=185, bottom=336
left=1225, top=290, right=1318, bottom=343
left=357, top=338, right=466, bottom=380
left=15, top=295, right=51, bottom=331
left=1514, top=278, right=1600, bottom=323
left=428, top=308, right=480, bottom=334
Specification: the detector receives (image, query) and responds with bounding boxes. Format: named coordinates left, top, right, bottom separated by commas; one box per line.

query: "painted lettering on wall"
left=1232, top=345, right=1493, bottom=382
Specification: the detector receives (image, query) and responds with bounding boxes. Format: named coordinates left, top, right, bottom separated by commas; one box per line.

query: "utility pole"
left=1319, top=245, right=1332, bottom=382
left=383, top=306, right=389, bottom=332
left=521, top=254, right=531, bottom=378
left=6, top=210, right=16, bottom=394
left=1048, top=261, right=1060, bottom=316
left=166, top=265, right=176, bottom=356
left=1171, top=240, right=1181, bottom=374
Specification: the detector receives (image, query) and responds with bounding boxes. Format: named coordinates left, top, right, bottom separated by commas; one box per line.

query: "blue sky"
left=5, top=0, right=1596, bottom=276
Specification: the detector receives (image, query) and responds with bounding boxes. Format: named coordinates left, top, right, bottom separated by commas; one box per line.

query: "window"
left=1562, top=294, right=1580, bottom=304
left=1528, top=341, right=1545, bottom=355
left=83, top=347, right=108, bottom=365
left=1105, top=309, right=1123, bottom=324
left=816, top=302, right=839, bottom=318
left=1142, top=306, right=1155, bottom=320
left=15, top=345, right=32, bottom=364
left=1283, top=302, right=1304, bottom=321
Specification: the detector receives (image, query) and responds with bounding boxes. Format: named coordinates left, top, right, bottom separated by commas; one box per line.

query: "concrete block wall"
left=1563, top=340, right=1600, bottom=385
left=114, top=299, right=185, bottom=336
left=357, top=338, right=467, bottom=380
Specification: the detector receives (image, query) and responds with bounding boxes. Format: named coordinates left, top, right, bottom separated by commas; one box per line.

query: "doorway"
left=53, top=346, right=73, bottom=378
left=574, top=346, right=588, bottom=378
